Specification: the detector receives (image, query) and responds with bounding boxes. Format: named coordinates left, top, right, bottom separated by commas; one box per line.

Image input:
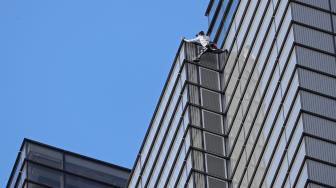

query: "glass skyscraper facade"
left=7, top=139, right=130, bottom=188
left=127, top=42, right=228, bottom=188
left=128, top=0, right=336, bottom=188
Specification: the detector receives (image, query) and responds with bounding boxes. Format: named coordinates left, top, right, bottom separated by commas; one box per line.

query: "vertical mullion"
left=62, top=152, right=66, bottom=188
left=185, top=54, right=195, bottom=188
left=197, top=61, right=208, bottom=188
left=25, top=143, right=28, bottom=186
left=220, top=52, right=230, bottom=187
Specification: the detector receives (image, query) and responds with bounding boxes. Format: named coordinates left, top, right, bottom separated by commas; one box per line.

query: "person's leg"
left=195, top=46, right=208, bottom=61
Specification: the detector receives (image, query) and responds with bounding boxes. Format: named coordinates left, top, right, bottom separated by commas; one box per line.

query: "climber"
left=183, top=31, right=217, bottom=61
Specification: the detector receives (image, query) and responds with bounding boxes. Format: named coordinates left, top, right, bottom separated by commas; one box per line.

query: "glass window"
left=272, top=153, right=289, bottom=187
left=25, top=182, right=49, bottom=188
left=281, top=56, right=298, bottom=114
left=206, top=154, right=226, bottom=179
left=221, top=0, right=239, bottom=49
left=278, top=30, right=295, bottom=74
left=65, top=174, right=111, bottom=188
left=290, top=153, right=308, bottom=188
left=210, top=0, right=230, bottom=40
left=141, top=76, right=184, bottom=183
left=141, top=47, right=183, bottom=163
left=26, top=143, right=63, bottom=169
left=208, top=0, right=221, bottom=27
left=27, top=162, right=63, bottom=188
left=229, top=124, right=245, bottom=174
left=166, top=141, right=188, bottom=187
left=201, top=88, right=222, bottom=112
left=179, top=150, right=192, bottom=186
left=228, top=112, right=243, bottom=151
left=147, top=100, right=185, bottom=188
left=277, top=8, right=293, bottom=51
left=264, top=119, right=287, bottom=186
left=273, top=117, right=303, bottom=187
left=157, top=121, right=189, bottom=187
left=204, top=132, right=225, bottom=156
left=225, top=93, right=239, bottom=121
left=128, top=161, right=141, bottom=188
left=200, top=67, right=220, bottom=90
left=273, top=0, right=289, bottom=28
left=202, top=110, right=223, bottom=134
left=231, top=149, right=247, bottom=187
left=65, top=155, right=128, bottom=187
left=15, top=162, right=27, bottom=188
left=8, top=145, right=27, bottom=188
left=207, top=176, right=228, bottom=188
left=235, top=0, right=258, bottom=50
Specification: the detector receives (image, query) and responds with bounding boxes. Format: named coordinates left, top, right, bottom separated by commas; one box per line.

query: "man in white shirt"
left=184, top=31, right=216, bottom=61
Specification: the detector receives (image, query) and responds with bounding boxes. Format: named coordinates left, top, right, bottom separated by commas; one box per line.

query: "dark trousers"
left=197, top=44, right=211, bottom=59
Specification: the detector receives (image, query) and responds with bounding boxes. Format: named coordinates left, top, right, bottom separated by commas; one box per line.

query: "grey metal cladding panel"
left=200, top=67, right=220, bottom=90
left=300, top=91, right=336, bottom=119
left=293, top=24, right=335, bottom=53
left=218, top=51, right=228, bottom=70
left=190, top=106, right=201, bottom=126
left=298, top=68, right=336, bottom=98
left=302, top=113, right=336, bottom=142
left=187, top=63, right=198, bottom=83
left=204, top=132, right=225, bottom=156
left=203, top=110, right=223, bottom=134
left=201, top=88, right=221, bottom=112
left=192, top=128, right=204, bottom=149
left=194, top=172, right=205, bottom=188
left=207, top=177, right=228, bottom=188
left=295, top=46, right=336, bottom=76
left=291, top=3, right=332, bottom=32
left=185, top=42, right=200, bottom=61
left=307, top=183, right=329, bottom=188
left=331, top=0, right=336, bottom=13
left=295, top=0, right=330, bottom=10
left=333, top=15, right=336, bottom=33
left=206, top=154, right=226, bottom=178
left=189, top=85, right=200, bottom=105
left=193, top=150, right=205, bottom=171
left=305, top=136, right=336, bottom=164
left=199, top=52, right=219, bottom=70
left=306, top=159, right=336, bottom=187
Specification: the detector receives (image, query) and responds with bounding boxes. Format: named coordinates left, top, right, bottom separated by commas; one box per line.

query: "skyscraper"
left=7, top=139, right=130, bottom=188
left=127, top=0, right=336, bottom=187
left=127, top=42, right=228, bottom=188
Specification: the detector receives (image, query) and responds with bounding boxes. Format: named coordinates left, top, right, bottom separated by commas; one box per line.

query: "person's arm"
left=184, top=36, right=200, bottom=43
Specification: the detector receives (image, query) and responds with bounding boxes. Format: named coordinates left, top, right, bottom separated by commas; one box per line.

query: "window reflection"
left=210, top=0, right=230, bottom=40
left=217, top=0, right=239, bottom=48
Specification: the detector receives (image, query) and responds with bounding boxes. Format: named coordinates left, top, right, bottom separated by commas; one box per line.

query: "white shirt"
left=185, top=35, right=210, bottom=47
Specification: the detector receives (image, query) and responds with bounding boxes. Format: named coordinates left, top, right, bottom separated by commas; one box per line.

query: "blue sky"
left=0, top=0, right=208, bottom=185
